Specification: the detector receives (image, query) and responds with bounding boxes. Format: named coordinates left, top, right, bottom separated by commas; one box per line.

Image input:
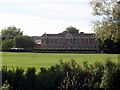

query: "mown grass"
left=1, top=52, right=118, bottom=69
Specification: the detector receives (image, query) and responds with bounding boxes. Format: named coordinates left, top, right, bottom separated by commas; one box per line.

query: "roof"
left=40, top=32, right=95, bottom=38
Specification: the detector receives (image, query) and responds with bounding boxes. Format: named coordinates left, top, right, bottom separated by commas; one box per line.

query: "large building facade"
left=35, top=32, right=99, bottom=52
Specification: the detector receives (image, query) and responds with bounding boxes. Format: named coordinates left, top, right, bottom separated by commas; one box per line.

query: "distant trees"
left=90, top=0, right=120, bottom=53
left=1, top=26, right=35, bottom=51
left=2, top=38, right=14, bottom=50
left=15, top=35, right=35, bottom=50
left=1, top=26, right=23, bottom=51
left=1, top=26, right=23, bottom=40
left=61, top=26, right=79, bottom=34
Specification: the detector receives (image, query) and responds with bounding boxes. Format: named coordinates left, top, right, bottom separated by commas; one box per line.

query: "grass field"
left=1, top=52, right=119, bottom=69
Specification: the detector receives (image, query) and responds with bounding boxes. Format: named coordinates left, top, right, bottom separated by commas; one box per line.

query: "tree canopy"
left=1, top=26, right=23, bottom=40
left=1, top=26, right=35, bottom=51
left=61, top=26, right=79, bottom=34
left=90, top=0, right=120, bottom=53
left=2, top=37, right=14, bottom=50
left=15, top=35, right=35, bottom=49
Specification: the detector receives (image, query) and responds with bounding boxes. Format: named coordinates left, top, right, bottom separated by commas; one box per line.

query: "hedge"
left=1, top=59, right=120, bottom=90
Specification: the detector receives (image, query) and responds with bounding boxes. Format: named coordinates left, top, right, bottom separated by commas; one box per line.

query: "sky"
left=0, top=0, right=96, bottom=36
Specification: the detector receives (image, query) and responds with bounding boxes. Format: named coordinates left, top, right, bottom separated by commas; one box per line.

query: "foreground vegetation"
left=1, top=59, right=120, bottom=90
left=2, top=52, right=118, bottom=69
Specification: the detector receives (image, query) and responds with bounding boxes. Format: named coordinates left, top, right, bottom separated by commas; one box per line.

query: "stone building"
left=35, top=32, right=99, bottom=52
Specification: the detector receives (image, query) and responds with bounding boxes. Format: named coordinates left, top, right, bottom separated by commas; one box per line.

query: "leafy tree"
left=2, top=38, right=14, bottom=51
left=1, top=26, right=23, bottom=50
left=1, top=26, right=35, bottom=50
left=90, top=0, right=120, bottom=53
left=14, top=35, right=35, bottom=50
left=62, top=26, right=79, bottom=34
left=1, top=26, right=23, bottom=40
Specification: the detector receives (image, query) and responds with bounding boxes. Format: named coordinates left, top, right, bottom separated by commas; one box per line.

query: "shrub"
left=83, top=61, right=104, bottom=88
left=1, top=59, right=120, bottom=90
left=58, top=72, right=77, bottom=90
left=12, top=67, right=25, bottom=90
left=0, top=80, right=11, bottom=90
left=2, top=67, right=25, bottom=90
left=2, top=66, right=8, bottom=84
left=100, top=58, right=118, bottom=89
left=24, top=67, right=37, bottom=90
left=112, top=68, right=120, bottom=90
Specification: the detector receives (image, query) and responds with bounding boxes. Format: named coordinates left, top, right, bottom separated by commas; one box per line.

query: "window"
left=47, top=38, right=50, bottom=44
left=41, top=39, right=43, bottom=44
left=94, top=46, right=96, bottom=48
left=78, top=38, right=81, bottom=44
left=51, top=39, right=54, bottom=44
left=89, top=38, right=92, bottom=44
left=55, top=39, right=57, bottom=44
left=86, top=39, right=88, bottom=44
left=82, top=38, right=84, bottom=44
left=66, top=39, right=68, bottom=44
left=73, top=38, right=76, bottom=44
left=71, top=39, right=72, bottom=43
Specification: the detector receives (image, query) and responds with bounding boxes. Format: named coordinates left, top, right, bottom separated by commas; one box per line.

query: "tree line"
left=0, top=26, right=35, bottom=51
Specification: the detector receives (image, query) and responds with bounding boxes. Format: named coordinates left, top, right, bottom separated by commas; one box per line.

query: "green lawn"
left=1, top=52, right=118, bottom=69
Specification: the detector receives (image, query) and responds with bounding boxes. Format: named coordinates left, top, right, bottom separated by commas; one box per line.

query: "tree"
left=15, top=35, right=35, bottom=50
left=90, top=0, right=120, bottom=53
left=1, top=26, right=23, bottom=50
left=1, top=26, right=23, bottom=40
left=2, top=38, right=14, bottom=51
left=62, top=26, right=79, bottom=34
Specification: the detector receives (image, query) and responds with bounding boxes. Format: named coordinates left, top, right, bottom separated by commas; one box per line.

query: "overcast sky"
left=0, top=0, right=96, bottom=36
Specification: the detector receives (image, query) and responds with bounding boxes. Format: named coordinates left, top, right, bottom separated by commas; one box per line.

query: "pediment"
left=65, top=33, right=73, bottom=38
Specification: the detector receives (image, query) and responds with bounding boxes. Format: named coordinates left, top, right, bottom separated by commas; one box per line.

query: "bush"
left=0, top=80, right=11, bottom=90
left=13, top=67, right=25, bottom=90
left=2, top=59, right=120, bottom=90
left=100, top=58, right=119, bottom=89
left=24, top=67, right=37, bottom=90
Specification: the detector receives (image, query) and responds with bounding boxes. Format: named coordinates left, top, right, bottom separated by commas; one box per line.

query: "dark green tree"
left=2, top=38, right=14, bottom=51
left=62, top=26, right=79, bottom=34
left=1, top=26, right=23, bottom=39
left=1, top=26, right=23, bottom=50
left=15, top=35, right=35, bottom=50
left=90, top=0, right=120, bottom=53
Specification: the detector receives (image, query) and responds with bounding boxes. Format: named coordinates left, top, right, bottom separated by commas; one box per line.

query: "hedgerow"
left=1, top=58, right=120, bottom=90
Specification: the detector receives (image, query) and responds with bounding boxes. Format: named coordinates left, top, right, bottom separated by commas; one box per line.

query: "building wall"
left=38, top=33, right=99, bottom=52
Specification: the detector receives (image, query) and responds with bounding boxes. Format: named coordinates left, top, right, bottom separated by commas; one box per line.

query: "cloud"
left=0, top=0, right=94, bottom=36
left=0, top=0, right=93, bottom=18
